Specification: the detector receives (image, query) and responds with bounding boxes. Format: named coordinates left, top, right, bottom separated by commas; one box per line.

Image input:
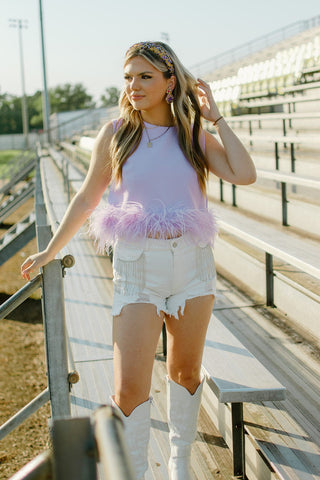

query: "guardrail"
left=217, top=218, right=320, bottom=307
left=0, top=153, right=77, bottom=441
left=218, top=168, right=320, bottom=227
left=223, top=111, right=320, bottom=137
left=237, top=132, right=320, bottom=172
left=8, top=406, right=134, bottom=480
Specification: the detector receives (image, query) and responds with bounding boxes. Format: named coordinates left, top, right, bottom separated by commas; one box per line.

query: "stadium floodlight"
left=39, top=0, right=51, bottom=144
left=9, top=18, right=29, bottom=148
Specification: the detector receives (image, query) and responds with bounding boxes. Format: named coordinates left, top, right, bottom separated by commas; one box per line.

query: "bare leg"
left=165, top=294, right=214, bottom=480
left=165, top=294, right=214, bottom=392
left=113, top=302, right=164, bottom=416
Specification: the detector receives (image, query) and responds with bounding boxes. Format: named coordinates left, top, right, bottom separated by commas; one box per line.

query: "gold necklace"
left=144, top=125, right=171, bottom=148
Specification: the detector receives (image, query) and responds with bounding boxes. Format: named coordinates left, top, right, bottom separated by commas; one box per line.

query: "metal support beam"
left=275, top=142, right=279, bottom=170
left=219, top=178, right=224, bottom=202
left=232, top=184, right=237, bottom=207
left=231, top=403, right=245, bottom=479
left=249, top=120, right=253, bottom=146
left=281, top=182, right=289, bottom=226
left=290, top=143, right=296, bottom=173
left=282, top=118, right=287, bottom=137
left=288, top=103, right=292, bottom=128
left=265, top=252, right=275, bottom=307
left=162, top=322, right=167, bottom=357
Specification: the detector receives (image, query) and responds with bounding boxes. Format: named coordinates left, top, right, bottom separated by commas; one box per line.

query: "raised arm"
left=21, top=121, right=114, bottom=280
left=197, top=79, right=256, bottom=185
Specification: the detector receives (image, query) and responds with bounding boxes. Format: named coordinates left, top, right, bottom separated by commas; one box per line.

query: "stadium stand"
left=205, top=24, right=320, bottom=116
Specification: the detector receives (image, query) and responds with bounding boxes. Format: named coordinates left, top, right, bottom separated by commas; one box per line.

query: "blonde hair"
left=110, top=41, right=209, bottom=194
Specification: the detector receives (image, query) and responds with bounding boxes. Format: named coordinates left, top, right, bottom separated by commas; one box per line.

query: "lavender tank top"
left=89, top=120, right=218, bottom=251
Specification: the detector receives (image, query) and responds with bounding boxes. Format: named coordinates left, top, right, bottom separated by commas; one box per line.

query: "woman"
left=21, top=41, right=256, bottom=480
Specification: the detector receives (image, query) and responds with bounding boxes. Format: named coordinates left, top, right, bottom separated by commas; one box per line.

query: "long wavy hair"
left=110, top=41, right=209, bottom=194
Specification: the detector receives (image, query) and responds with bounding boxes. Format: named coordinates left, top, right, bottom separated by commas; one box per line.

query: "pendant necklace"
left=144, top=124, right=171, bottom=148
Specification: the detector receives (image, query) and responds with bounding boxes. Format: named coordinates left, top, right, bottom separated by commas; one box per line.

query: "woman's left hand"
left=197, top=78, right=221, bottom=123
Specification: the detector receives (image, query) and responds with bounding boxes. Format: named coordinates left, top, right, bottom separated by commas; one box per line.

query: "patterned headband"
left=128, top=42, right=175, bottom=75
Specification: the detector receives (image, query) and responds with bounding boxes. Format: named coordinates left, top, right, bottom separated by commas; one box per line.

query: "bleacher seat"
left=209, top=28, right=320, bottom=108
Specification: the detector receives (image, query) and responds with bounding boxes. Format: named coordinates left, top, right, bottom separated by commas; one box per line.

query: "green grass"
left=0, top=150, right=23, bottom=176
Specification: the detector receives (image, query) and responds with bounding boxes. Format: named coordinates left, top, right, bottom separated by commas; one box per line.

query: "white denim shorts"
left=112, top=234, right=216, bottom=319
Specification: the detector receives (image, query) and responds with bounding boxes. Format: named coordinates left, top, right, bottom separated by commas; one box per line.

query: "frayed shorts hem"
left=112, top=289, right=216, bottom=320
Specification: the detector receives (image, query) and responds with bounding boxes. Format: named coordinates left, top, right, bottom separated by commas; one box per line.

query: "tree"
left=28, top=91, right=43, bottom=130
left=100, top=86, right=120, bottom=107
left=0, top=94, right=22, bottom=134
left=50, top=83, right=95, bottom=113
left=0, top=83, right=96, bottom=134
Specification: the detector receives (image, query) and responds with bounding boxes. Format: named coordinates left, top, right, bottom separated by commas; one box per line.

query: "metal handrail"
left=0, top=390, right=50, bottom=441
left=94, top=406, right=136, bottom=480
left=8, top=406, right=134, bottom=480
left=0, top=150, right=77, bottom=444
left=0, top=274, right=42, bottom=320
left=8, top=451, right=52, bottom=480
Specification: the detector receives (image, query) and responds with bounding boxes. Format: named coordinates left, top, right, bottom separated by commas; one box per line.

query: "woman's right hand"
left=21, top=250, right=54, bottom=281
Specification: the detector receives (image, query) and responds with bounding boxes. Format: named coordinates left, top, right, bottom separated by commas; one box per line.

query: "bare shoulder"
left=93, top=120, right=115, bottom=154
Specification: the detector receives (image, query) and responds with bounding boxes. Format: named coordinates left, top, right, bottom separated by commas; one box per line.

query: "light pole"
left=9, top=18, right=29, bottom=148
left=39, top=0, right=51, bottom=144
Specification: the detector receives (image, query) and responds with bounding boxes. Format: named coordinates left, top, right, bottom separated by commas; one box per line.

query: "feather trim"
left=88, top=202, right=219, bottom=253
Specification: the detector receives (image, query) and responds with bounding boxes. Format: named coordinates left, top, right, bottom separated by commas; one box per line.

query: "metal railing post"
left=162, top=323, right=167, bottom=357
left=281, top=182, right=289, bottom=226
left=231, top=403, right=245, bottom=479
left=265, top=252, right=275, bottom=307
left=275, top=142, right=280, bottom=170
left=219, top=178, right=224, bottom=202
left=232, top=184, right=237, bottom=207
left=283, top=119, right=287, bottom=148
left=41, top=255, right=71, bottom=418
left=290, top=143, right=296, bottom=173
left=50, top=417, right=97, bottom=480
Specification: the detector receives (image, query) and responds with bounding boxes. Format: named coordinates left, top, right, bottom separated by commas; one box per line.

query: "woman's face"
left=124, top=56, right=174, bottom=112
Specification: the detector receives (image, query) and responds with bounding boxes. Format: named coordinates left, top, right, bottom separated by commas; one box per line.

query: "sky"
left=0, top=0, right=320, bottom=103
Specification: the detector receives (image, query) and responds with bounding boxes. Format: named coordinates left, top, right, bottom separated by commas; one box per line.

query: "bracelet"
left=212, top=115, right=223, bottom=126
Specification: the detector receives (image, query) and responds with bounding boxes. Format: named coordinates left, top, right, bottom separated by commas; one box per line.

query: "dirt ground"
left=0, top=199, right=50, bottom=480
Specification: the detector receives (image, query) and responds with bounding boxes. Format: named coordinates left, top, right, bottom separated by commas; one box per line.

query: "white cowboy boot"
left=111, top=396, right=151, bottom=480
left=166, top=376, right=204, bottom=480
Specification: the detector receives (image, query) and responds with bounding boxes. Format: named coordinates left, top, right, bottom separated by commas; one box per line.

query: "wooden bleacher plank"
left=202, top=316, right=285, bottom=403
left=239, top=93, right=320, bottom=109
left=211, top=201, right=320, bottom=280
left=283, top=80, right=320, bottom=94
left=244, top=402, right=320, bottom=480
left=70, top=360, right=114, bottom=415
